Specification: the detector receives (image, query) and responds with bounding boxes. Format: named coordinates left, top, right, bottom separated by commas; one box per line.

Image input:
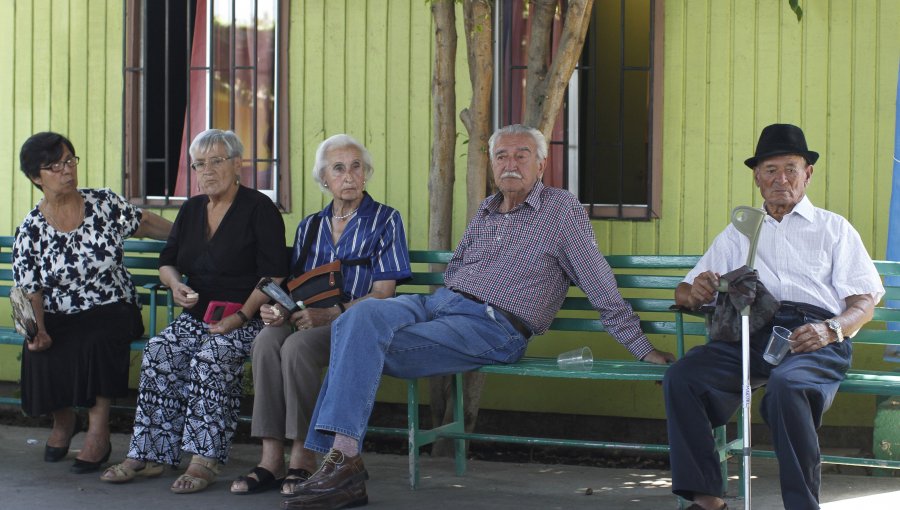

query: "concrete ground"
left=1, top=424, right=898, bottom=510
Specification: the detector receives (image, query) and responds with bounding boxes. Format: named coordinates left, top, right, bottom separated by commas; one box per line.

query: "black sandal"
left=280, top=468, right=313, bottom=497
left=230, top=466, right=283, bottom=495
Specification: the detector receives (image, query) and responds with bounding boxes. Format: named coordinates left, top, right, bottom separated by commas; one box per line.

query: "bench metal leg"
left=407, top=378, right=421, bottom=489
left=714, top=423, right=729, bottom=495
left=452, top=372, right=467, bottom=476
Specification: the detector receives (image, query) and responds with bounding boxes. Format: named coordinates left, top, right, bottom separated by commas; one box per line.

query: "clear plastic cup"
left=557, top=346, right=593, bottom=371
left=763, top=326, right=795, bottom=365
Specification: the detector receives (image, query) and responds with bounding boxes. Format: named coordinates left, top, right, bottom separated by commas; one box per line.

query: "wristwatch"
left=824, top=318, right=844, bottom=343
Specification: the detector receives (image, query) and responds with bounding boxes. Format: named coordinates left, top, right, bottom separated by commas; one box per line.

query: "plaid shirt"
left=444, top=182, right=653, bottom=360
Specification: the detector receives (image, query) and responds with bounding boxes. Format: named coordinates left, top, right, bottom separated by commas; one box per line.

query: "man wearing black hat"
left=663, top=124, right=884, bottom=510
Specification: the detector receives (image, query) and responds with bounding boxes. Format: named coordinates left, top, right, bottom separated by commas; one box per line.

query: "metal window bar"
left=581, top=0, right=654, bottom=220
left=184, top=0, right=193, bottom=199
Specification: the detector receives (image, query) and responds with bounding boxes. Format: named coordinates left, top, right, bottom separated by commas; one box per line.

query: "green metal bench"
left=720, top=261, right=900, bottom=497
left=0, top=235, right=173, bottom=407
left=398, top=251, right=900, bottom=491
left=2, top=236, right=898, bottom=494
left=393, top=251, right=705, bottom=488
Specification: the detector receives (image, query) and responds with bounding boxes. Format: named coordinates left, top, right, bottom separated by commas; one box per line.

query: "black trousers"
left=663, top=302, right=851, bottom=510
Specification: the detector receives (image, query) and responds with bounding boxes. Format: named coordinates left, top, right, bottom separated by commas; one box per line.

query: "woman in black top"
left=101, top=129, right=288, bottom=493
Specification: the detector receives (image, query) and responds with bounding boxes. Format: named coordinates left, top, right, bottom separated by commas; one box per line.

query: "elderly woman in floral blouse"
left=13, top=131, right=171, bottom=474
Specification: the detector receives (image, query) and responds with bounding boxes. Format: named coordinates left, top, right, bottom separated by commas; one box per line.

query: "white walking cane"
left=719, top=206, right=766, bottom=510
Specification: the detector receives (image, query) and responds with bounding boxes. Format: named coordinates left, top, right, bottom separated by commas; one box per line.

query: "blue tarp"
left=884, top=59, right=900, bottom=363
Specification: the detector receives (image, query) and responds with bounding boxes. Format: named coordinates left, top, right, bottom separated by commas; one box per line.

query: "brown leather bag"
left=286, top=259, right=343, bottom=308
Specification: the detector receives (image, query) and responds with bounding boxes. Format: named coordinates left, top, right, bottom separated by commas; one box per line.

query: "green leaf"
left=788, top=0, right=804, bottom=22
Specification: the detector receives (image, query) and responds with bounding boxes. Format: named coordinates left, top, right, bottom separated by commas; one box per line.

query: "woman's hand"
left=289, top=307, right=340, bottom=330
left=27, top=330, right=53, bottom=352
left=208, top=312, right=245, bottom=335
left=261, top=303, right=289, bottom=327
left=171, top=282, right=199, bottom=309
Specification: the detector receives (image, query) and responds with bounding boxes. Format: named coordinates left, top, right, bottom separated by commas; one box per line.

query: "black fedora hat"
left=744, top=123, right=819, bottom=169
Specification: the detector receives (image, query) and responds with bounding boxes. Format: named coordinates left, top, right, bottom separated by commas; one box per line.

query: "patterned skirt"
left=127, top=312, right=262, bottom=465
left=20, top=301, right=144, bottom=417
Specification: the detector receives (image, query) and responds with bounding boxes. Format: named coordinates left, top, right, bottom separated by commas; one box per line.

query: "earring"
left=323, top=183, right=328, bottom=188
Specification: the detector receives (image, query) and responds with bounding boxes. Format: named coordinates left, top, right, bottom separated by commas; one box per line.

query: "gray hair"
left=488, top=124, right=548, bottom=162
left=189, top=129, right=244, bottom=159
left=312, top=134, right=374, bottom=192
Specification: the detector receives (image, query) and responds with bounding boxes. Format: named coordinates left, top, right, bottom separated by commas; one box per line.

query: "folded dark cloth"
left=709, top=265, right=780, bottom=343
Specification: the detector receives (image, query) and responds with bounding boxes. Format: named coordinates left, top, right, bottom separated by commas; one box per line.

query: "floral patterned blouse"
left=12, top=188, right=143, bottom=314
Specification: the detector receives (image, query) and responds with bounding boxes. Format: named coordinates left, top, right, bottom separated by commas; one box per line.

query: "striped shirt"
left=684, top=196, right=884, bottom=314
left=292, top=193, right=412, bottom=300
left=444, top=181, right=654, bottom=360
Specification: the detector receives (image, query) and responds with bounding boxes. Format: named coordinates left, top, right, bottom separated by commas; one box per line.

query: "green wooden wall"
left=2, top=0, right=899, bottom=429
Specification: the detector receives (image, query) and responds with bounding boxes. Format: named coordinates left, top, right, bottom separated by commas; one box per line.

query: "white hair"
left=189, top=129, right=244, bottom=159
left=488, top=124, right=548, bottom=162
left=312, top=134, right=375, bottom=192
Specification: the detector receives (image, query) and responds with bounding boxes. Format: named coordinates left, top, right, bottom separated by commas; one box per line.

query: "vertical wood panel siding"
left=290, top=0, right=439, bottom=249
left=2, top=1, right=898, bottom=426
left=1, top=0, right=125, bottom=233
left=652, top=0, right=900, bottom=260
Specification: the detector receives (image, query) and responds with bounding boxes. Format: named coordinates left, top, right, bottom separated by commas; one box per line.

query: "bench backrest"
left=0, top=236, right=167, bottom=307
left=2, top=236, right=899, bottom=351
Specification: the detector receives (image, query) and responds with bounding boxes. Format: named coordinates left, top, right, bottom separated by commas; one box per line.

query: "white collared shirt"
left=684, top=196, right=885, bottom=315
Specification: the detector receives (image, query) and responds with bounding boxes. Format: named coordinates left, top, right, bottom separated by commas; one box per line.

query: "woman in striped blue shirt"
left=230, top=134, right=412, bottom=495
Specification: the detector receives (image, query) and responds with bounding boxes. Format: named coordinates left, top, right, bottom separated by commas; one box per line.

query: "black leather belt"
left=453, top=290, right=532, bottom=338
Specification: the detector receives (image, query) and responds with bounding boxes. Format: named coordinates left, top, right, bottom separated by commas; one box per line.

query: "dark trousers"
left=663, top=302, right=852, bottom=510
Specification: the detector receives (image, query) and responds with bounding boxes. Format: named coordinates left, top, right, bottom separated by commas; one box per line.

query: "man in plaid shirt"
left=283, top=124, right=675, bottom=509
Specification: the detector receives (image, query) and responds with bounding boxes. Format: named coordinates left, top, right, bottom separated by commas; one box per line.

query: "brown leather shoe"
left=281, top=480, right=367, bottom=509
left=292, top=449, right=369, bottom=495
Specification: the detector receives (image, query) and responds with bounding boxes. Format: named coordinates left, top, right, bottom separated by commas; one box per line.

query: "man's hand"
left=642, top=349, right=676, bottom=365
left=788, top=322, right=835, bottom=354
left=675, top=271, right=720, bottom=310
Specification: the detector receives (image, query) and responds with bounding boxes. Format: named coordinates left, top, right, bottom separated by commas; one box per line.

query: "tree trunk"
left=428, top=0, right=457, bottom=253
left=426, top=0, right=459, bottom=457
left=429, top=0, right=494, bottom=458
left=526, top=0, right=595, bottom=138
left=523, top=0, right=557, bottom=125
left=460, top=0, right=495, bottom=219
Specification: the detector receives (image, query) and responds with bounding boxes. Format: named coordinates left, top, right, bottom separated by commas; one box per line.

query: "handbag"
left=285, top=215, right=342, bottom=308
left=286, top=214, right=370, bottom=308
left=9, top=287, right=38, bottom=343
left=286, top=259, right=343, bottom=308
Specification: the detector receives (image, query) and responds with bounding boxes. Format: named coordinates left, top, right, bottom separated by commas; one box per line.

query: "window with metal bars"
left=123, top=0, right=290, bottom=208
left=498, top=0, right=663, bottom=219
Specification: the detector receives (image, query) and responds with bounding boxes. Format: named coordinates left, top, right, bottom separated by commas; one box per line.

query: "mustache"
left=500, top=171, right=523, bottom=179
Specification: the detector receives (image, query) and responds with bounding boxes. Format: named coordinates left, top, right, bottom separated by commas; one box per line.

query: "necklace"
left=332, top=208, right=358, bottom=220
left=41, top=199, right=84, bottom=233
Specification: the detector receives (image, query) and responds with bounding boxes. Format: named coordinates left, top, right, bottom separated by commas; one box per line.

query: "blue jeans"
left=305, top=287, right=530, bottom=453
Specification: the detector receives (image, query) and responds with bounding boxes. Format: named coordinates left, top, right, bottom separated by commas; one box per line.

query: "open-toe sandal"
left=171, top=455, right=220, bottom=494
left=230, top=466, right=283, bottom=495
left=101, top=461, right=166, bottom=483
left=280, top=468, right=313, bottom=497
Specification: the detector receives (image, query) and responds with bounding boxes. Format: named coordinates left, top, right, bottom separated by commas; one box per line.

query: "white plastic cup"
left=557, top=346, right=593, bottom=371
left=763, top=326, right=795, bottom=365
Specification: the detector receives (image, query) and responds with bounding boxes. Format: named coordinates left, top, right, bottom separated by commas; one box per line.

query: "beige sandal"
left=170, top=455, right=220, bottom=494
left=100, top=460, right=165, bottom=483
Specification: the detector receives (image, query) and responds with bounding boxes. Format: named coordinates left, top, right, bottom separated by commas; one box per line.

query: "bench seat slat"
left=477, top=357, right=667, bottom=380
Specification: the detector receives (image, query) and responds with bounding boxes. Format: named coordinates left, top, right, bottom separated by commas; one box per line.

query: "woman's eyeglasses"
left=40, top=156, right=80, bottom=173
left=190, top=156, right=233, bottom=171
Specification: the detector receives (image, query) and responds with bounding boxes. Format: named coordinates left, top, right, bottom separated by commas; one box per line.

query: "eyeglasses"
left=40, top=156, right=80, bottom=173
left=190, top=156, right=233, bottom=171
